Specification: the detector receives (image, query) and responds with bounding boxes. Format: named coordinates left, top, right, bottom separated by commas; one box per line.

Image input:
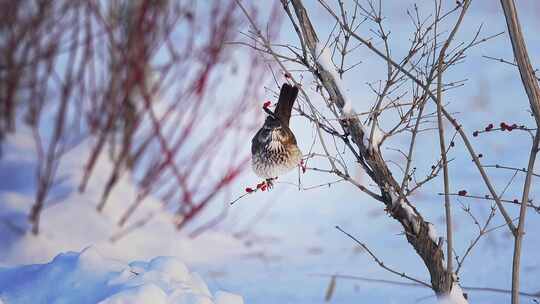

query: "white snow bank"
left=0, top=187, right=247, bottom=267
left=0, top=247, right=243, bottom=304
left=0, top=137, right=248, bottom=267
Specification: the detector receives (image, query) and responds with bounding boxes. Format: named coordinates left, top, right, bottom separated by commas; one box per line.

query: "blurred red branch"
left=1, top=0, right=278, bottom=234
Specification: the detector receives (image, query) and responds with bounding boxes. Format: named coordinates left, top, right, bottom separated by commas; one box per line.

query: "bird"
left=251, top=83, right=302, bottom=188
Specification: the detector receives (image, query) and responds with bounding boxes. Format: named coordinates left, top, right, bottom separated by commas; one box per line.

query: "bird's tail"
left=274, top=83, right=299, bottom=126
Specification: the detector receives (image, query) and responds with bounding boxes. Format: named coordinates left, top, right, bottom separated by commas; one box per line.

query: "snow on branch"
left=314, top=42, right=354, bottom=117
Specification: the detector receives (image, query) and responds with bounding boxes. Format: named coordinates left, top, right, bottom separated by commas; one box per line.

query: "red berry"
left=458, top=190, right=467, bottom=196
left=245, top=187, right=254, bottom=193
left=485, top=123, right=494, bottom=131
left=256, top=182, right=265, bottom=189
left=508, top=123, right=517, bottom=131
left=263, top=101, right=271, bottom=108
left=500, top=122, right=507, bottom=130
left=261, top=185, right=267, bottom=191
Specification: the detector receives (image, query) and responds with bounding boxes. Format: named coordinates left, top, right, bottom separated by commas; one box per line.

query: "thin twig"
left=335, top=225, right=431, bottom=287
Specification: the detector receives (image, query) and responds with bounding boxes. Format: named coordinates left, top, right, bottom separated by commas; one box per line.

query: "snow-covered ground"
left=0, top=247, right=242, bottom=304
left=0, top=134, right=250, bottom=303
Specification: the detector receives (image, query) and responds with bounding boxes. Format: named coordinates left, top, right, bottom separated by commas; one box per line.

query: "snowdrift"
left=0, top=247, right=243, bottom=304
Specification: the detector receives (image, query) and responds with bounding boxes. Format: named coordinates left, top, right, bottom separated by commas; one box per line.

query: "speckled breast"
left=251, top=143, right=302, bottom=179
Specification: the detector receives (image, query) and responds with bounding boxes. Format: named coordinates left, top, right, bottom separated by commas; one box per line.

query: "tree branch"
left=288, top=0, right=456, bottom=296
left=499, top=1, right=540, bottom=302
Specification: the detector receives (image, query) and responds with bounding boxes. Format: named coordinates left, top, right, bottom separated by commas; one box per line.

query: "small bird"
left=251, top=83, right=302, bottom=187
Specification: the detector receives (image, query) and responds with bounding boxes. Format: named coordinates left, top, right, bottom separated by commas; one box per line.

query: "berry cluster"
left=245, top=180, right=269, bottom=193
left=473, top=122, right=527, bottom=137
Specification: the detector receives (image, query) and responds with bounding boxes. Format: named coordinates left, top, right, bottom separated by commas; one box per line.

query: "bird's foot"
left=265, top=177, right=277, bottom=189
left=299, top=159, right=306, bottom=173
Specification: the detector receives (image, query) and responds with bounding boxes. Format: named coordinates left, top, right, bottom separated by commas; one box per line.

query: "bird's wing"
left=251, top=127, right=267, bottom=154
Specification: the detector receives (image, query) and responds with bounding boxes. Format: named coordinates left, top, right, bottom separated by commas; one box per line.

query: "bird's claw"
left=265, top=177, right=276, bottom=189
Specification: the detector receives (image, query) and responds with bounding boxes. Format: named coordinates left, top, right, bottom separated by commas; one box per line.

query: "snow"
left=214, top=291, right=244, bottom=304
left=314, top=43, right=376, bottom=152
left=0, top=135, right=249, bottom=303
left=99, top=285, right=168, bottom=304
left=315, top=42, right=354, bottom=117
left=0, top=247, right=243, bottom=304
left=0, top=139, right=248, bottom=267
left=0, top=189, right=246, bottom=267
left=1, top=3, right=540, bottom=303
left=389, top=189, right=399, bottom=207
left=368, top=122, right=385, bottom=152
left=428, top=222, right=439, bottom=244
left=399, top=200, right=415, bottom=221
left=439, top=283, right=469, bottom=304
left=388, top=190, right=422, bottom=235
left=314, top=43, right=341, bottom=89
left=399, top=200, right=420, bottom=234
